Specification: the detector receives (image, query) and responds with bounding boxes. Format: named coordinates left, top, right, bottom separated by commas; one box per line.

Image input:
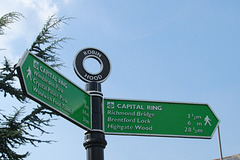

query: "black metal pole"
left=217, top=126, right=223, bottom=160
left=83, top=82, right=107, bottom=160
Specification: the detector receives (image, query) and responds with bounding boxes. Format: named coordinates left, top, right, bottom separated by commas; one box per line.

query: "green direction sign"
left=17, top=51, right=91, bottom=130
left=104, top=98, right=219, bottom=139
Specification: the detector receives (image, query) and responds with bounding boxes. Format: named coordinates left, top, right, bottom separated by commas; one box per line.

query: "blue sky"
left=1, top=0, right=240, bottom=159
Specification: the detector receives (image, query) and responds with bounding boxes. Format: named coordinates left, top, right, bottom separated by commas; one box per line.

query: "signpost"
left=17, top=51, right=91, bottom=130
left=73, top=48, right=111, bottom=83
left=74, top=48, right=110, bottom=160
left=104, top=98, right=219, bottom=139
left=17, top=48, right=220, bottom=160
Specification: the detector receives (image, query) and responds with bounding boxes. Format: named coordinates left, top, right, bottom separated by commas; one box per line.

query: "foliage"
left=0, top=12, right=24, bottom=52
left=0, top=107, right=53, bottom=159
left=0, top=12, right=71, bottom=159
left=0, top=57, right=26, bottom=102
left=0, top=12, right=24, bottom=36
left=29, top=15, right=72, bottom=68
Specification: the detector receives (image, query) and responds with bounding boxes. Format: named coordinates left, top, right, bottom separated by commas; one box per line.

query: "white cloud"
left=16, top=0, right=59, bottom=27
left=21, top=0, right=58, bottom=23
left=62, top=0, right=72, bottom=4
left=0, top=0, right=61, bottom=65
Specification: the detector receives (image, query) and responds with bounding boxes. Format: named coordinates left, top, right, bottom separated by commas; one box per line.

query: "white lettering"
left=84, top=73, right=102, bottom=81
left=137, top=118, right=151, bottom=124
left=116, top=104, right=144, bottom=110
left=83, top=50, right=102, bottom=58
left=136, top=111, right=155, bottom=118
left=147, top=105, right=162, bottom=111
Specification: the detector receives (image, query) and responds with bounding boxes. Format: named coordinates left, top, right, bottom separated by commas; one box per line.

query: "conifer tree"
left=0, top=12, right=71, bottom=160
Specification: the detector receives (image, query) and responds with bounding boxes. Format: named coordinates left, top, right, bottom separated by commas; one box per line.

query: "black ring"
left=73, top=48, right=111, bottom=83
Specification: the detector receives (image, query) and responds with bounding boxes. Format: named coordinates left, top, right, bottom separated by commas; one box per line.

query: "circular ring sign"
left=73, top=48, right=111, bottom=83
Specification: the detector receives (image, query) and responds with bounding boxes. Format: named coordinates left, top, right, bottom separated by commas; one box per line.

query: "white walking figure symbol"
left=26, top=66, right=32, bottom=81
left=204, top=115, right=212, bottom=126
